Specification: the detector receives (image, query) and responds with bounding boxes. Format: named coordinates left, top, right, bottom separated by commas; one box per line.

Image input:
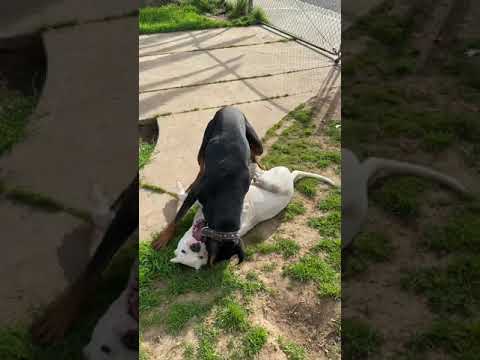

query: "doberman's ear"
left=244, top=117, right=264, bottom=156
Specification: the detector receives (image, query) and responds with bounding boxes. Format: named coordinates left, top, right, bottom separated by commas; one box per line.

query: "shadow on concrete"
left=57, top=222, right=95, bottom=283
left=139, top=54, right=243, bottom=92
left=140, top=32, right=256, bottom=57
left=162, top=197, right=178, bottom=225
left=139, top=27, right=231, bottom=52
left=139, top=27, right=337, bottom=122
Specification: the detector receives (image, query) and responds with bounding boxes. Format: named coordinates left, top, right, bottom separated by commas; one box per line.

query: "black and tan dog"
left=152, top=106, right=263, bottom=266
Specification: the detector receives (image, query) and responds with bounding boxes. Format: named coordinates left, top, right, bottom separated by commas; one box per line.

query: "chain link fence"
left=253, top=0, right=341, bottom=55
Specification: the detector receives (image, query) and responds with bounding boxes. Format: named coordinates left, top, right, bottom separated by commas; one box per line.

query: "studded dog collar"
left=201, top=226, right=240, bottom=243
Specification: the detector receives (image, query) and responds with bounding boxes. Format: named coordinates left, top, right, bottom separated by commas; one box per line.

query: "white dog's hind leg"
left=252, top=176, right=286, bottom=194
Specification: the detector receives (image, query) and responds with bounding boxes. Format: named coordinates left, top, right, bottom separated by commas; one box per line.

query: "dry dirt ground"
left=140, top=86, right=341, bottom=360
left=342, top=0, right=480, bottom=359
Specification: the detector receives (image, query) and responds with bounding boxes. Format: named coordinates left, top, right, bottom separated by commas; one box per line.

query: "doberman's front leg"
left=31, top=175, right=139, bottom=344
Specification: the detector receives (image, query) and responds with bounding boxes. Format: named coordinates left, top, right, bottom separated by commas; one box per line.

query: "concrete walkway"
left=139, top=26, right=340, bottom=241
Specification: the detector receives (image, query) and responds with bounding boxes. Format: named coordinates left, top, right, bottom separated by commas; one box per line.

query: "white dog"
left=171, top=166, right=337, bottom=269
left=342, top=148, right=469, bottom=249
left=83, top=259, right=138, bottom=360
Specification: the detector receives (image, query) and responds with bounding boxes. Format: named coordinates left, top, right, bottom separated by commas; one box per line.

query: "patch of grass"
left=308, top=211, right=341, bottom=238
left=139, top=141, right=155, bottom=169
left=343, top=231, right=394, bottom=277
left=247, top=237, right=300, bottom=259
left=278, top=337, right=307, bottom=360
left=343, top=318, right=383, bottom=360
left=405, top=318, right=480, bottom=360
left=249, top=6, right=268, bottom=24
left=318, top=188, right=341, bottom=211
left=227, top=0, right=248, bottom=18
left=326, top=120, right=341, bottom=143
left=275, top=237, right=301, bottom=258
left=372, top=177, right=427, bottom=219
left=284, top=254, right=340, bottom=299
left=312, top=238, right=341, bottom=270
left=290, top=104, right=313, bottom=125
left=401, top=255, right=480, bottom=316
left=262, top=103, right=340, bottom=173
left=422, top=130, right=455, bottom=152
left=283, top=201, right=306, bottom=221
left=215, top=299, right=249, bottom=332
left=139, top=5, right=230, bottom=34
left=139, top=3, right=267, bottom=34
left=183, top=343, right=195, bottom=360
left=196, top=325, right=221, bottom=360
left=188, top=0, right=226, bottom=14
left=0, top=91, right=36, bottom=157
left=264, top=141, right=340, bottom=172
left=354, top=231, right=394, bottom=262
left=0, top=327, right=33, bottom=360
left=165, top=302, right=210, bottom=335
left=242, top=326, right=268, bottom=358
left=424, top=209, right=480, bottom=253
left=296, top=178, right=320, bottom=198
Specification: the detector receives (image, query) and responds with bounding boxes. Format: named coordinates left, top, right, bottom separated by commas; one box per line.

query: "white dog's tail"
left=291, top=170, right=337, bottom=187
left=363, top=158, right=469, bottom=196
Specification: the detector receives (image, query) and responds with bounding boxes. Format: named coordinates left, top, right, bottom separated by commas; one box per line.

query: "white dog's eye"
left=181, top=250, right=186, bottom=254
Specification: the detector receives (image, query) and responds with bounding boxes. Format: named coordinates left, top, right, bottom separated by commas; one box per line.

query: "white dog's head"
left=83, top=290, right=138, bottom=360
left=83, top=261, right=138, bottom=360
left=170, top=181, right=208, bottom=270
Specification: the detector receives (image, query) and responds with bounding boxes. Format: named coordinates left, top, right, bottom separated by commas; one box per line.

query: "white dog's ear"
left=176, top=180, right=185, bottom=193
left=91, top=183, right=110, bottom=212
left=90, top=183, right=113, bottom=228
left=176, top=180, right=188, bottom=202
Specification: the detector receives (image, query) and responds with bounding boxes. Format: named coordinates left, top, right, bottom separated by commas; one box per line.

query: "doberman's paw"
left=31, top=286, right=85, bottom=344
left=151, top=223, right=176, bottom=250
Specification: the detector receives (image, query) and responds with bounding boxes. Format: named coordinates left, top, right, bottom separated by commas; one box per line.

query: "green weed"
left=215, top=300, right=249, bottom=333
left=372, top=177, right=427, bottom=219
left=0, top=92, right=36, bottom=157
left=278, top=337, right=307, bottom=360
left=318, top=188, right=341, bottom=211
left=165, top=302, right=211, bottom=335
left=284, top=255, right=340, bottom=299
left=284, top=201, right=306, bottom=221
left=343, top=318, right=383, bottom=360
left=401, top=255, right=480, bottom=316
left=242, top=326, right=268, bottom=358
left=308, top=211, right=341, bottom=238
left=139, top=141, right=155, bottom=169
